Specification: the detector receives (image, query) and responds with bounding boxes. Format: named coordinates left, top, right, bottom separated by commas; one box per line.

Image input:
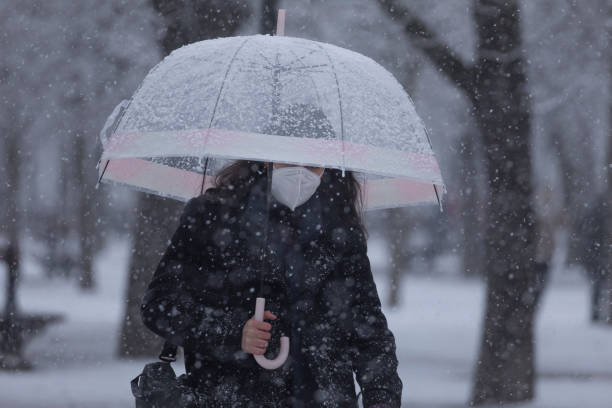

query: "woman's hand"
left=241, top=310, right=276, bottom=355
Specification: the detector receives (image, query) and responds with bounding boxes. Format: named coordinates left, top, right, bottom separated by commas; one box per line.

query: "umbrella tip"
left=433, top=184, right=444, bottom=212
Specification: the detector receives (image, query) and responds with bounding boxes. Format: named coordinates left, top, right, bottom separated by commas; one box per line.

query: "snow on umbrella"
left=96, top=34, right=446, bottom=370
left=97, top=34, right=445, bottom=210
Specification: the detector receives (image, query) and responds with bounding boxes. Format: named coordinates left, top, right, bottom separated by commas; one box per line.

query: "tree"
left=385, top=62, right=420, bottom=307
left=525, top=0, right=610, bottom=324
left=1, top=0, right=161, bottom=291
left=603, top=0, right=612, bottom=324
left=455, top=126, right=487, bottom=278
left=376, top=0, right=546, bottom=404
left=57, top=0, right=161, bottom=290
left=261, top=0, right=279, bottom=35
left=0, top=0, right=46, bottom=368
left=117, top=0, right=253, bottom=358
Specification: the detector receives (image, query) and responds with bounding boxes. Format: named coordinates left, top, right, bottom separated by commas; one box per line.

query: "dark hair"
left=214, top=160, right=366, bottom=236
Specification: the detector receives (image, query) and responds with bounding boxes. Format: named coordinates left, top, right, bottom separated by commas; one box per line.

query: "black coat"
left=141, top=178, right=402, bottom=407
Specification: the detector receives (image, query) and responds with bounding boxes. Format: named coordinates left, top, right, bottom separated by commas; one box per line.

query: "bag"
left=131, top=341, right=208, bottom=408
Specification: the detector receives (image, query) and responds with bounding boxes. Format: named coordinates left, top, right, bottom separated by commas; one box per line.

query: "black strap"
left=159, top=340, right=178, bottom=362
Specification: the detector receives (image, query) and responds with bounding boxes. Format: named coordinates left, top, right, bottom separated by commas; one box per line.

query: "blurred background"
left=0, top=0, right=611, bottom=407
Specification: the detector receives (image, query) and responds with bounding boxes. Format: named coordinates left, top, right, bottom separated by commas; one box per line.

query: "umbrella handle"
left=253, top=297, right=289, bottom=370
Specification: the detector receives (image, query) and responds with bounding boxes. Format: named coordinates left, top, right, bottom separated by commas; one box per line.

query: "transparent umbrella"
left=96, top=33, right=446, bottom=370
left=97, top=34, right=445, bottom=211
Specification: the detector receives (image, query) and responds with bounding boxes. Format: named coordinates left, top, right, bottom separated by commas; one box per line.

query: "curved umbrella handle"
left=253, top=297, right=289, bottom=370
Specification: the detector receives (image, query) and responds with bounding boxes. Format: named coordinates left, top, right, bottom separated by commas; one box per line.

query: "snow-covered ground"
left=1, top=236, right=611, bottom=407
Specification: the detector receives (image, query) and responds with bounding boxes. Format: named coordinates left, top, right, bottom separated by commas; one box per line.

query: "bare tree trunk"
left=3, top=131, right=20, bottom=318
left=47, top=161, right=73, bottom=279
left=1, top=128, right=25, bottom=368
left=375, top=0, right=545, bottom=403
left=456, top=129, right=486, bottom=277
left=261, top=0, right=279, bottom=35
left=386, top=208, right=410, bottom=307
left=470, top=2, right=545, bottom=403
left=385, top=62, right=420, bottom=307
left=118, top=194, right=182, bottom=357
left=548, top=125, right=579, bottom=268
left=608, top=182, right=612, bottom=322
left=576, top=198, right=607, bottom=322
left=75, top=131, right=97, bottom=290
left=605, top=5, right=612, bottom=324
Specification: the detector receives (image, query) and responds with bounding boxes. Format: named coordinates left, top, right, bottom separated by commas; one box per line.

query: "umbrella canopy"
left=97, top=34, right=445, bottom=210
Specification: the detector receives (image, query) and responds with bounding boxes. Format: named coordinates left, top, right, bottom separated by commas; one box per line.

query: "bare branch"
left=376, top=0, right=475, bottom=99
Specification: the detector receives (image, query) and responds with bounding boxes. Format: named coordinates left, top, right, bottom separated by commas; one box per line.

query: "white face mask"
left=271, top=166, right=322, bottom=211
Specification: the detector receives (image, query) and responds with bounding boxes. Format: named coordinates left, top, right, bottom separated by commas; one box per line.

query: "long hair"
left=214, top=160, right=366, bottom=236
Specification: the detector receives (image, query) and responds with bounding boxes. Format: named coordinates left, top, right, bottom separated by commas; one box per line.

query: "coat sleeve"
left=345, top=241, right=402, bottom=407
left=140, top=196, right=249, bottom=363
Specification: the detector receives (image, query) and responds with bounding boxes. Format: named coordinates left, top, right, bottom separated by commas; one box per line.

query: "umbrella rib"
left=283, top=48, right=318, bottom=70
left=433, top=184, right=442, bottom=211
left=199, top=37, right=251, bottom=193
left=282, top=64, right=328, bottom=72
left=283, top=69, right=328, bottom=78
left=96, top=159, right=110, bottom=187
left=420, top=120, right=443, bottom=210
left=257, top=50, right=274, bottom=68
left=286, top=49, right=323, bottom=108
left=207, top=37, right=251, bottom=131
left=315, top=43, right=346, bottom=174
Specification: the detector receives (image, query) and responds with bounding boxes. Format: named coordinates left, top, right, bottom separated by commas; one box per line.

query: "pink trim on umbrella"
left=103, top=128, right=443, bottom=184
left=101, top=158, right=215, bottom=201
left=100, top=157, right=441, bottom=209
left=361, top=177, right=442, bottom=210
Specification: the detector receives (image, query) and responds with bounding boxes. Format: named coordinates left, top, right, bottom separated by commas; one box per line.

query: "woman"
left=141, top=105, right=401, bottom=407
left=141, top=159, right=402, bottom=407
